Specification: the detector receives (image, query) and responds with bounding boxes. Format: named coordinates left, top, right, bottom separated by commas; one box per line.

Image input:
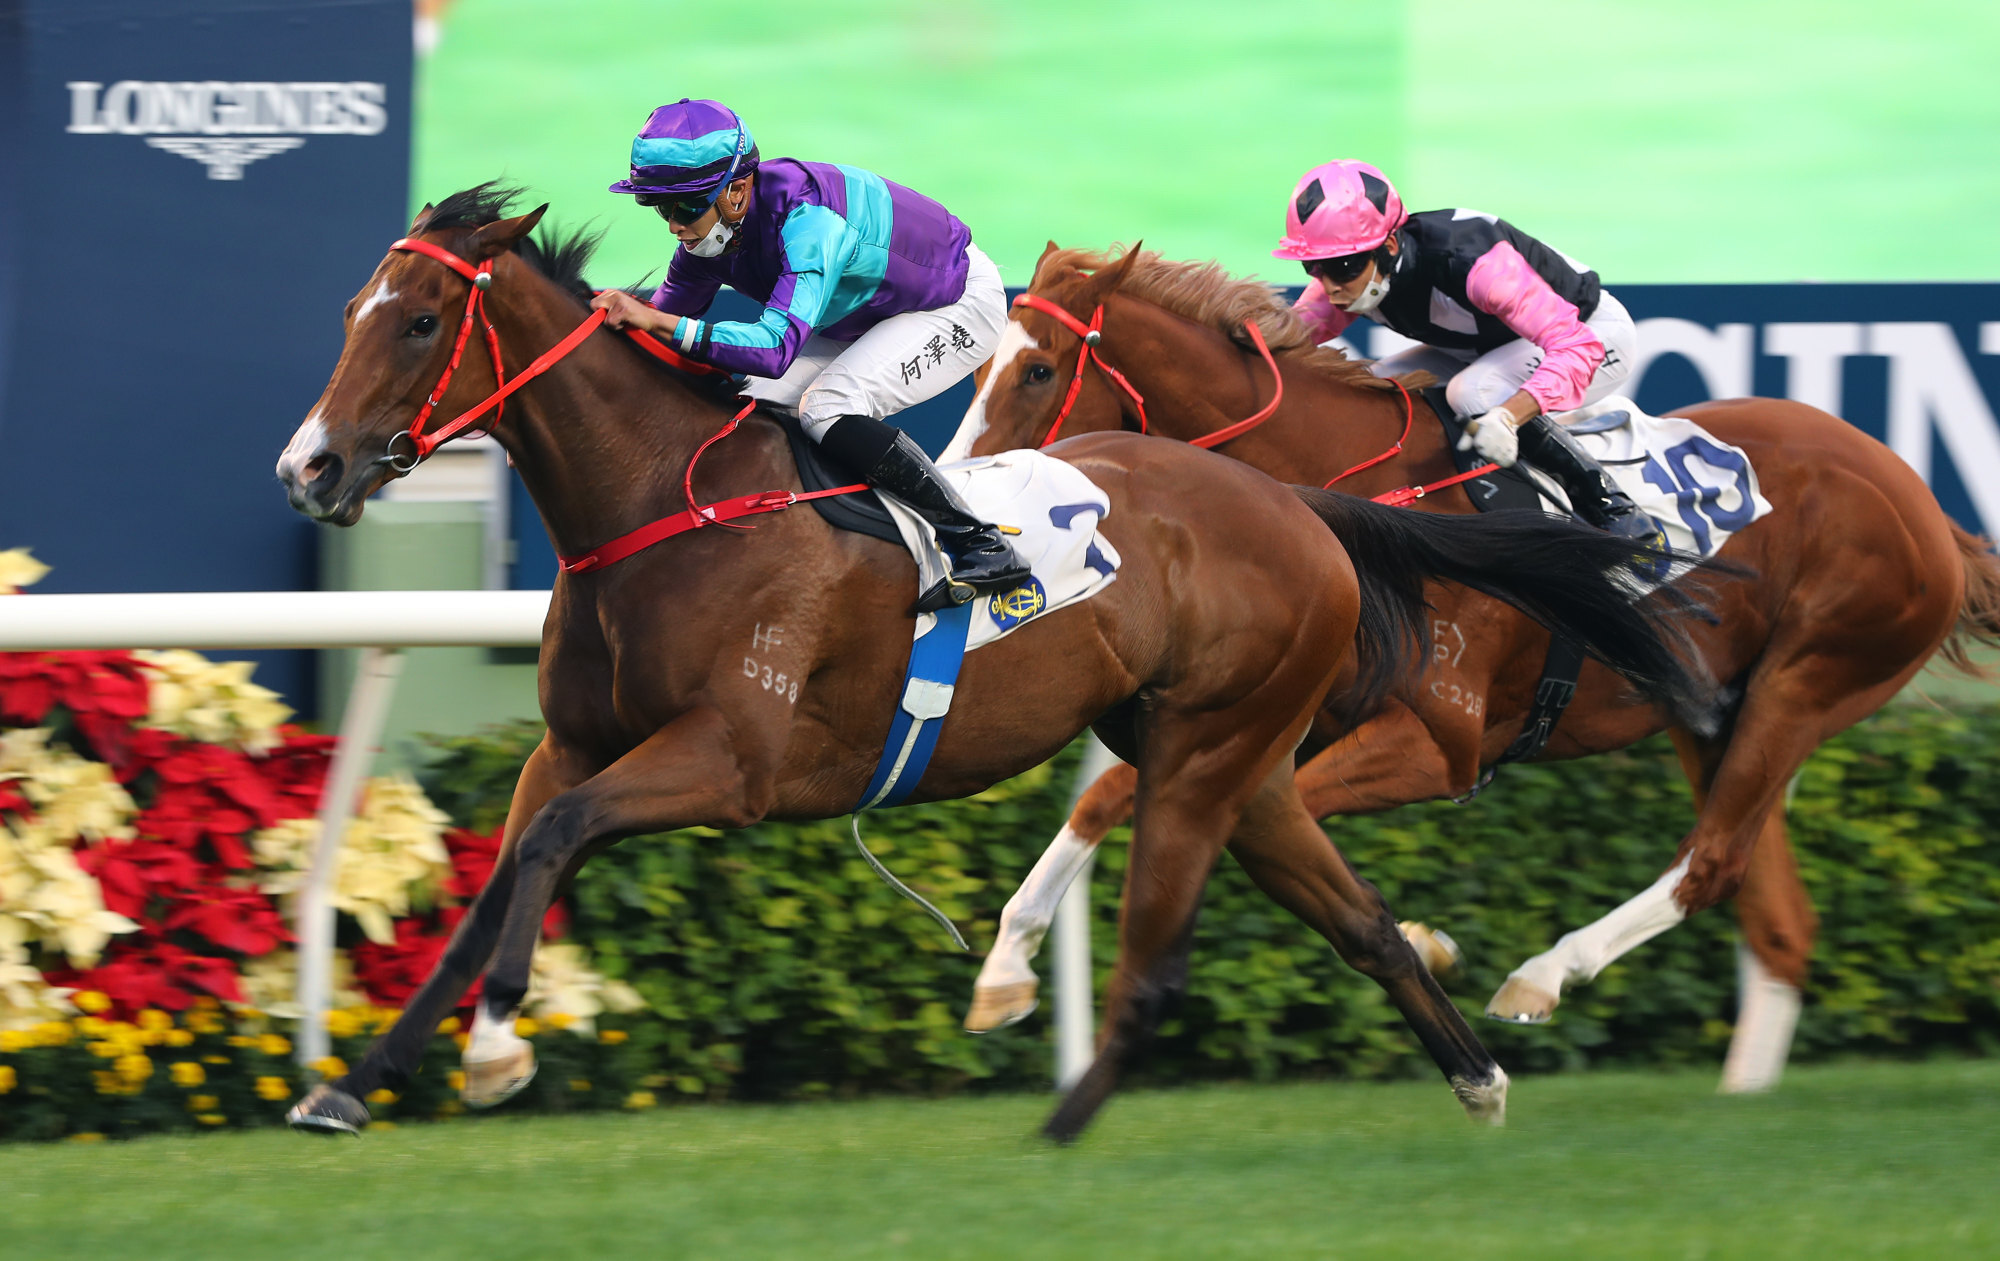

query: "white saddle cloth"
left=878, top=448, right=1121, bottom=651
left=1533, top=396, right=1773, bottom=591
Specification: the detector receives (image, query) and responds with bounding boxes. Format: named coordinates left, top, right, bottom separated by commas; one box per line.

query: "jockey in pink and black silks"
left=591, top=98, right=1027, bottom=611
left=1277, top=160, right=1658, bottom=545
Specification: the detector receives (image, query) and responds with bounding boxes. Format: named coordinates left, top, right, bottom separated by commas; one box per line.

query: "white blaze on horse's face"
left=942, top=321, right=1040, bottom=463
left=276, top=411, right=327, bottom=482
left=351, top=278, right=401, bottom=328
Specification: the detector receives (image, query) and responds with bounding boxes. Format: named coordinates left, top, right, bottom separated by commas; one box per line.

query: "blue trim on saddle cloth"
left=857, top=601, right=975, bottom=809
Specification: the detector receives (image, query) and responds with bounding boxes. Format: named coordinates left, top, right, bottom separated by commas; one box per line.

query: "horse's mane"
left=1036, top=245, right=1423, bottom=393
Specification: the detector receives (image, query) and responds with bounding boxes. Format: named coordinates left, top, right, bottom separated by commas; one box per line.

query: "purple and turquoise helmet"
left=609, top=98, right=758, bottom=198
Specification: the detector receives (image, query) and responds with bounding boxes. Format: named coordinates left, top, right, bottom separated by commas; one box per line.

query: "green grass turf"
left=413, top=0, right=2000, bottom=287
left=4, top=1060, right=1996, bottom=1259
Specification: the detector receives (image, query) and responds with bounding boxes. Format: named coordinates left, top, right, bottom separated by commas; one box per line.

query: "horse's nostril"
left=303, top=454, right=333, bottom=482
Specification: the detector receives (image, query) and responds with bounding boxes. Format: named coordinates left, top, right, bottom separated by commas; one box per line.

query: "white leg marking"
left=1719, top=940, right=1801, bottom=1094
left=1508, top=856, right=1692, bottom=999
left=974, top=825, right=1097, bottom=989
left=465, top=1001, right=528, bottom=1065
left=940, top=322, right=1039, bottom=464
left=1450, top=1064, right=1510, bottom=1126
left=276, top=413, right=328, bottom=481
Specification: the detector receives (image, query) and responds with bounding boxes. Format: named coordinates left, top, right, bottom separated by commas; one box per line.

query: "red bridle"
left=1008, top=293, right=1287, bottom=452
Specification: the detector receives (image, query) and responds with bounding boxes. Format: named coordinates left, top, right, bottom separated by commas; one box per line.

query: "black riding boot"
left=819, top=414, right=1033, bottom=612
left=1514, top=413, right=1664, bottom=548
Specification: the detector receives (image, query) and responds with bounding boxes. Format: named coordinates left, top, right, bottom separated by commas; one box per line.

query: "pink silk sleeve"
left=1292, top=277, right=1357, bottom=345
left=1465, top=241, right=1605, bottom=413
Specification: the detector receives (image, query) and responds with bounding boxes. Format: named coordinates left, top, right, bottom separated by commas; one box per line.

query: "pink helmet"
left=1273, top=160, right=1406, bottom=261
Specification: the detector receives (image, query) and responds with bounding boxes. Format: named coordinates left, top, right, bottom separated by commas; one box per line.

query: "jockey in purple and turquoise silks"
left=591, top=98, right=1027, bottom=611
left=1277, top=160, right=1659, bottom=545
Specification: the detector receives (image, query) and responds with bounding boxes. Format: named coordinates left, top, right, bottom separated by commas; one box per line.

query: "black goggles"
left=636, top=190, right=719, bottom=227
left=1303, top=252, right=1375, bottom=286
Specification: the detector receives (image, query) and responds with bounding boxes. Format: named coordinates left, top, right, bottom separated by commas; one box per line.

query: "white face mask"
left=685, top=215, right=734, bottom=259
left=1342, top=267, right=1390, bottom=315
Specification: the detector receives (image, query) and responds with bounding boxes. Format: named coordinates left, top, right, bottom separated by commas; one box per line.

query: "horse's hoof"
left=1398, top=921, right=1463, bottom=978
left=1485, top=975, right=1559, bottom=1024
left=462, top=1044, right=537, bottom=1109
left=286, top=1083, right=370, bottom=1137
left=1451, top=1067, right=1510, bottom=1127
left=965, top=980, right=1039, bottom=1034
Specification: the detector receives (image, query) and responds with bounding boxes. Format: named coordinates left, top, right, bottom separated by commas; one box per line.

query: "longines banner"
left=0, top=0, right=410, bottom=704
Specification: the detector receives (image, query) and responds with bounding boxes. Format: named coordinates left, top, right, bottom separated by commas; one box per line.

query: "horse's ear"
left=1028, top=241, right=1063, bottom=288
left=409, top=203, right=435, bottom=234
left=1079, top=242, right=1143, bottom=302
left=467, top=204, right=549, bottom=260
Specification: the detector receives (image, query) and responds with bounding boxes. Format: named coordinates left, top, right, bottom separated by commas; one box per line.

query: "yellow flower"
left=227, top=1034, right=256, bottom=1048
left=437, top=1016, right=461, bottom=1035
left=451, top=1032, right=469, bottom=1052
left=597, top=1029, right=629, bottom=1045
left=258, top=1034, right=291, bottom=1058
left=365, top=1088, right=398, bottom=1105
left=187, top=1094, right=219, bottom=1111
left=67, top=1131, right=105, bottom=1143
left=192, top=995, right=219, bottom=1011
left=545, top=1012, right=575, bottom=1031
left=76, top=1016, right=110, bottom=1038
left=196, top=1113, right=226, bottom=1126
left=568, top=1079, right=591, bottom=1092
left=446, top=1070, right=465, bottom=1091
left=87, top=1040, right=120, bottom=1059
left=92, top=1071, right=123, bottom=1095
left=137, top=1009, right=173, bottom=1033
left=164, top=1029, right=194, bottom=1048
left=183, top=1012, right=223, bottom=1035
left=0, top=1064, right=16, bottom=1094
left=254, top=1076, right=291, bottom=1102
left=202, top=1055, right=228, bottom=1065
left=31, top=1021, right=72, bottom=1047
left=114, top=1053, right=152, bottom=1083
left=624, top=1090, right=656, bottom=1110
left=512, top=1017, right=539, bottom=1038
left=323, top=1008, right=361, bottom=1039
left=72, top=990, right=111, bottom=1014
left=0, top=1029, right=30, bottom=1053
left=169, top=1061, right=205, bottom=1087
left=310, top=1056, right=347, bottom=1078
left=0, top=548, right=51, bottom=594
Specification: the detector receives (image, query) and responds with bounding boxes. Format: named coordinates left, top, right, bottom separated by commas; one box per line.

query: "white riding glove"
left=1457, top=406, right=1522, bottom=468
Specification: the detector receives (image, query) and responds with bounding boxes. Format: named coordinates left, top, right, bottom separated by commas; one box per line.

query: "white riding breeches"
left=740, top=243, right=1008, bottom=441
left=1371, top=290, right=1636, bottom=419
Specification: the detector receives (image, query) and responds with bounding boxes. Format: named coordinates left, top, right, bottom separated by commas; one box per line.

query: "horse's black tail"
left=1293, top=487, right=1721, bottom=735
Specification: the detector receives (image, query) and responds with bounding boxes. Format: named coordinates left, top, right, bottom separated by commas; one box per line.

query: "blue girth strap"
left=850, top=600, right=976, bottom=951
left=857, top=601, right=975, bottom=809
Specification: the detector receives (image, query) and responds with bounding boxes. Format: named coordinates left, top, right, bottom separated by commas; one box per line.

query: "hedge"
left=419, top=706, right=2000, bottom=1099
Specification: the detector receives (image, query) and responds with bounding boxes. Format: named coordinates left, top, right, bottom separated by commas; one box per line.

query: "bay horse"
left=274, top=189, right=1711, bottom=1141
left=956, top=244, right=2000, bottom=1090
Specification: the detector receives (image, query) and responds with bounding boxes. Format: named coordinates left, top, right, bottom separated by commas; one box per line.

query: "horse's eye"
left=1026, top=363, right=1054, bottom=384
left=407, top=315, right=438, bottom=338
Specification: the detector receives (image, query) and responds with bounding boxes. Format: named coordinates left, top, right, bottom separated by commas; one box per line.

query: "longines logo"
left=65, top=80, right=388, bottom=180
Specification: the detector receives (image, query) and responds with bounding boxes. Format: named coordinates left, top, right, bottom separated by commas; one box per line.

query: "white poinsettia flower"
left=254, top=775, right=454, bottom=946
left=235, top=948, right=365, bottom=1020
left=524, top=941, right=647, bottom=1034
left=0, top=732, right=141, bottom=971
left=133, top=650, right=294, bottom=753
left=0, top=548, right=50, bottom=594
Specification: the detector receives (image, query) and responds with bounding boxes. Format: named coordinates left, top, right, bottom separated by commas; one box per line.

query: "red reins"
left=382, top=236, right=865, bottom=576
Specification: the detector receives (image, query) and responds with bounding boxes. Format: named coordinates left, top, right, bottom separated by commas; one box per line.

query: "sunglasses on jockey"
left=1302, top=250, right=1377, bottom=286
left=634, top=118, right=752, bottom=227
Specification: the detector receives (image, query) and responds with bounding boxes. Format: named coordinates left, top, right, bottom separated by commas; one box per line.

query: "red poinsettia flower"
left=162, top=882, right=292, bottom=957
left=350, top=917, right=482, bottom=1010
left=51, top=938, right=246, bottom=1016
left=444, top=826, right=566, bottom=939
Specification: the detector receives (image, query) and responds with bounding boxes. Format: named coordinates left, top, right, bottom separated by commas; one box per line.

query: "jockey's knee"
left=1444, top=369, right=1512, bottom=418
left=799, top=369, right=874, bottom=440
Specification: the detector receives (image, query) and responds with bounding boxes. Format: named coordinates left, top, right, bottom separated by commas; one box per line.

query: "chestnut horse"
left=957, top=245, right=2000, bottom=1090
left=273, top=189, right=1709, bottom=1140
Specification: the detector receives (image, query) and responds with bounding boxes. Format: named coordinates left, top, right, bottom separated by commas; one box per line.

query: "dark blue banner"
left=0, top=0, right=412, bottom=706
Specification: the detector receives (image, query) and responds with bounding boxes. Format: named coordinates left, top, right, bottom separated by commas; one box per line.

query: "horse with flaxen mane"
left=273, top=188, right=1714, bottom=1140
left=957, top=243, right=2000, bottom=1092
